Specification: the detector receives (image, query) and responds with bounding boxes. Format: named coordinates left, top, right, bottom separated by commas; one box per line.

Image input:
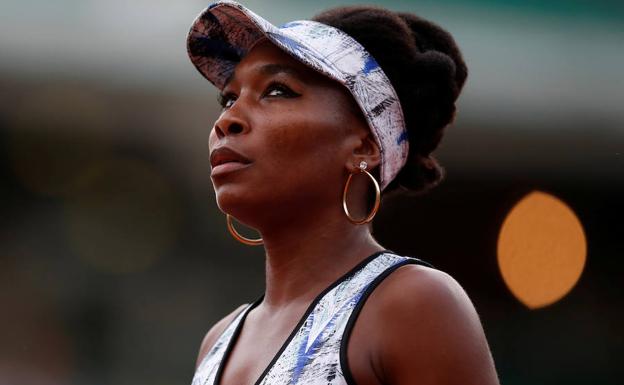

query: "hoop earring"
left=226, top=214, right=263, bottom=246
left=342, top=161, right=381, bottom=225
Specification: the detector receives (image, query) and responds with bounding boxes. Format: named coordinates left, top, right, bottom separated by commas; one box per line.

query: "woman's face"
left=209, top=39, right=375, bottom=225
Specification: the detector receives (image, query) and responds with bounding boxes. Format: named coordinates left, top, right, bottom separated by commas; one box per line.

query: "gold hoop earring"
left=226, top=214, right=263, bottom=246
left=342, top=161, right=381, bottom=225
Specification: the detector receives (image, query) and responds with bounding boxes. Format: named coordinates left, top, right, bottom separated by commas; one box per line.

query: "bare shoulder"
left=371, top=264, right=483, bottom=342
left=375, top=263, right=475, bottom=314
left=369, top=263, right=500, bottom=385
left=195, top=303, right=248, bottom=368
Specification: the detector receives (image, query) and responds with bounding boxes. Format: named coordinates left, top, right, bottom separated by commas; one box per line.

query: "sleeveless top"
left=192, top=251, right=433, bottom=385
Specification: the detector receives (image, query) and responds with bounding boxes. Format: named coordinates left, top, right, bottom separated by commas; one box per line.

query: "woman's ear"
left=346, top=132, right=381, bottom=172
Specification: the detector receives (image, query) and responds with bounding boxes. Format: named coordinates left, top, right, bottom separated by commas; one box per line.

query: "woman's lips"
left=211, top=161, right=252, bottom=177
left=209, top=146, right=252, bottom=177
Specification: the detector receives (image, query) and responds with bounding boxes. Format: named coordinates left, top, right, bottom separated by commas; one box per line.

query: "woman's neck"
left=257, top=208, right=384, bottom=310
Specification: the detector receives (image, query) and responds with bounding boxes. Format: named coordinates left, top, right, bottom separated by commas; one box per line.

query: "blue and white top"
left=191, top=251, right=433, bottom=385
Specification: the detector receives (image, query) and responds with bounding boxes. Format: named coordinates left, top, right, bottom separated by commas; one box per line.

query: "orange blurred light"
left=497, top=190, right=587, bottom=309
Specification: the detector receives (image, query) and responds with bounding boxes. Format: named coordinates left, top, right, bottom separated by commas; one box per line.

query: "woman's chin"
left=214, top=185, right=260, bottom=218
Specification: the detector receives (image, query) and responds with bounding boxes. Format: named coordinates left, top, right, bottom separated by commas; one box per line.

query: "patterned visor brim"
left=187, top=0, right=409, bottom=190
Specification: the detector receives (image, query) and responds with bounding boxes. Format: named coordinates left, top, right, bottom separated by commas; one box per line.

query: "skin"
left=200, top=38, right=500, bottom=385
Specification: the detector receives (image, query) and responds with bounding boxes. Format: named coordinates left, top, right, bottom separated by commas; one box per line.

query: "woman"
left=186, top=1, right=500, bottom=384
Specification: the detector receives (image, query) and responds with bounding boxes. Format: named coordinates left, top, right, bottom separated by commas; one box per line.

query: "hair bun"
left=397, top=154, right=445, bottom=194
left=397, top=12, right=467, bottom=96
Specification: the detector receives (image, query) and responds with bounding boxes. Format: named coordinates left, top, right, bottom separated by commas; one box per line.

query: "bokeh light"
left=497, top=190, right=587, bottom=309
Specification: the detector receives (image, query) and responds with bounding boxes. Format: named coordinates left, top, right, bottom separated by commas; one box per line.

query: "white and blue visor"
left=187, top=0, right=408, bottom=190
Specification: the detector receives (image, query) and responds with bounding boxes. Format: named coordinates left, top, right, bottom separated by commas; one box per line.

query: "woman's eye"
left=217, top=93, right=236, bottom=109
left=264, top=83, right=300, bottom=98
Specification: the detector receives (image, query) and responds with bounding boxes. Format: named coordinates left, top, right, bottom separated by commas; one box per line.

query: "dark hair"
left=313, top=6, right=467, bottom=194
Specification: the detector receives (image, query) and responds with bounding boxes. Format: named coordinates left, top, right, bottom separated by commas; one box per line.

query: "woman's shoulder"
left=363, top=259, right=500, bottom=384
left=195, top=303, right=249, bottom=368
left=370, top=259, right=473, bottom=327
left=378, top=258, right=463, bottom=307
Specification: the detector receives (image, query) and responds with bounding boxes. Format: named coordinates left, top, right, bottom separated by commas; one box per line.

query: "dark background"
left=1, top=1, right=622, bottom=384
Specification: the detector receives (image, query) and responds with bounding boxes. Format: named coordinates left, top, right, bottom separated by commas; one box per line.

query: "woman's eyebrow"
left=223, top=63, right=303, bottom=88
left=258, top=63, right=302, bottom=78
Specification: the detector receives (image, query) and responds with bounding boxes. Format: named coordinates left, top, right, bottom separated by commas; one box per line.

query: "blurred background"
left=1, top=0, right=622, bottom=384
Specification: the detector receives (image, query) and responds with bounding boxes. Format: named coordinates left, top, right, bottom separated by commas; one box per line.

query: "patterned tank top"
left=192, top=251, right=433, bottom=385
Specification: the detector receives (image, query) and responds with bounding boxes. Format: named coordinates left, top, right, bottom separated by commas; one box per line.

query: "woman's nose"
left=213, top=108, right=249, bottom=139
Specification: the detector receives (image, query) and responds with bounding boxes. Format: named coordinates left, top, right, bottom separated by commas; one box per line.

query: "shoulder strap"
left=339, top=256, right=434, bottom=385
left=193, top=300, right=257, bottom=383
